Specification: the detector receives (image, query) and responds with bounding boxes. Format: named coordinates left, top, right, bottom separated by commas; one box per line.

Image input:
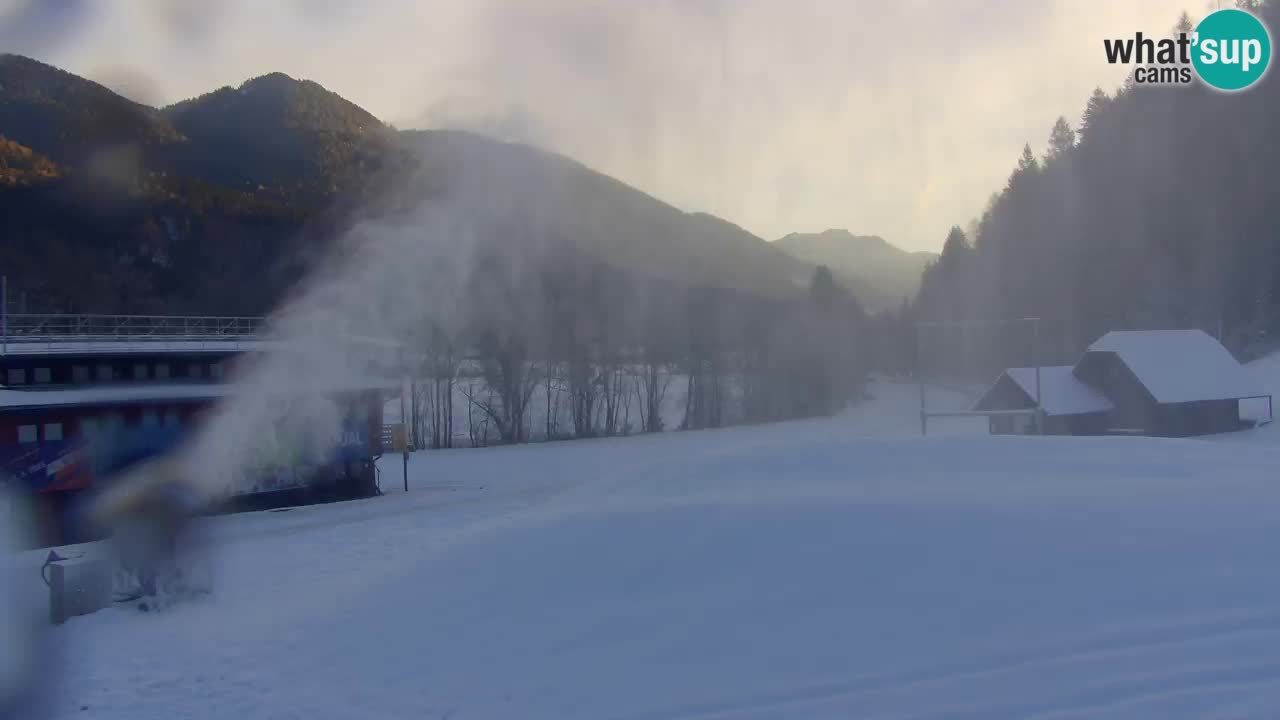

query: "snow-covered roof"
left=0, top=379, right=397, bottom=410
left=1085, top=329, right=1265, bottom=404
left=1003, top=366, right=1115, bottom=416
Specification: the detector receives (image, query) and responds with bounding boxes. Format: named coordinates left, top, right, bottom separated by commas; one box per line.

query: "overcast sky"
left=1, top=0, right=1196, bottom=251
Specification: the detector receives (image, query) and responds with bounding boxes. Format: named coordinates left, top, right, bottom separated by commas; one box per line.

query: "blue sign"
left=2, top=404, right=374, bottom=498
left=0, top=439, right=89, bottom=493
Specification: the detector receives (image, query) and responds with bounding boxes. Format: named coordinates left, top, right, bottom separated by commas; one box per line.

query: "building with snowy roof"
left=973, top=366, right=1114, bottom=436
left=0, top=314, right=400, bottom=546
left=974, top=329, right=1270, bottom=437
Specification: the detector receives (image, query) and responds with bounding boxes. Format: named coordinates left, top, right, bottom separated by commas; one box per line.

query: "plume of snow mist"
left=0, top=489, right=51, bottom=718
left=178, top=218, right=464, bottom=500
left=176, top=136, right=576, bottom=501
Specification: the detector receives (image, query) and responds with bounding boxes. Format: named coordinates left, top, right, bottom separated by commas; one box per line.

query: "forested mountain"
left=907, top=0, right=1280, bottom=375
left=775, top=230, right=935, bottom=311
left=0, top=54, right=866, bottom=436
left=0, top=53, right=822, bottom=313
left=392, top=130, right=815, bottom=296
left=0, top=54, right=183, bottom=168
left=163, top=72, right=392, bottom=199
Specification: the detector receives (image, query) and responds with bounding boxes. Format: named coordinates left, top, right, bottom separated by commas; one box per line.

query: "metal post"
left=915, top=323, right=927, bottom=436
left=919, top=382, right=927, bottom=435
left=1, top=274, right=6, bottom=356
left=1033, top=318, right=1042, bottom=435
left=48, top=560, right=65, bottom=625
left=399, top=345, right=409, bottom=491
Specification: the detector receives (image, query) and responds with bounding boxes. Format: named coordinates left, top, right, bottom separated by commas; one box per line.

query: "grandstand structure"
left=0, top=313, right=396, bottom=546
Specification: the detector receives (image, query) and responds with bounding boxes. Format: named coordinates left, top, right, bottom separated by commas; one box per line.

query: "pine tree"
left=1016, top=143, right=1039, bottom=174
left=1079, top=88, right=1111, bottom=144
left=939, top=226, right=971, bottom=270
left=1045, top=117, right=1076, bottom=161
left=810, top=265, right=836, bottom=310
left=1174, top=11, right=1193, bottom=35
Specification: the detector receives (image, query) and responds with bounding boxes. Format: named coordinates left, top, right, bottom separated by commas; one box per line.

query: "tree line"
left=890, top=0, right=1280, bottom=379
left=402, top=249, right=866, bottom=448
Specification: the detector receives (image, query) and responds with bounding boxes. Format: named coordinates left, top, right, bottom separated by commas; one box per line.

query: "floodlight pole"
left=915, top=322, right=927, bottom=436
left=399, top=345, right=410, bottom=492
left=1033, top=318, right=1042, bottom=435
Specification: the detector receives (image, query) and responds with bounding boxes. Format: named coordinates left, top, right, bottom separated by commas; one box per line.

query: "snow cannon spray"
left=82, top=426, right=211, bottom=610
left=0, top=488, right=53, bottom=719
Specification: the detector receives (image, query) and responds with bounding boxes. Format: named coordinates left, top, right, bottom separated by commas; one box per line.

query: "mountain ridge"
left=774, top=228, right=936, bottom=310
left=0, top=54, right=837, bottom=313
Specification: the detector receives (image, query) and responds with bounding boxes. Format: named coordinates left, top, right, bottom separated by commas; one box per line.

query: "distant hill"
left=396, top=130, right=813, bottom=295
left=0, top=54, right=821, bottom=313
left=163, top=72, right=392, bottom=198
left=0, top=54, right=182, bottom=168
left=774, top=229, right=936, bottom=310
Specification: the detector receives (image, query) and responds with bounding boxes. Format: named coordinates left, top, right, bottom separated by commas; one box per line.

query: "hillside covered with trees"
left=775, top=229, right=935, bottom=311
left=0, top=54, right=827, bottom=313
left=902, top=0, right=1280, bottom=376
left=0, top=53, right=869, bottom=437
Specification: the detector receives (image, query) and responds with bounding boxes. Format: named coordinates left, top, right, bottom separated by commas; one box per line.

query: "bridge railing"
left=0, top=314, right=267, bottom=342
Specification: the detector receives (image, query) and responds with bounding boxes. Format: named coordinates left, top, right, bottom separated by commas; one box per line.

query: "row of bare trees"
left=402, top=245, right=866, bottom=449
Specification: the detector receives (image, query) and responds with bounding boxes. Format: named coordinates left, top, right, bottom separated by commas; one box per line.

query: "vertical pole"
left=48, top=560, right=65, bottom=625
left=916, top=323, right=927, bottom=436
left=398, top=386, right=408, bottom=444
left=1, top=274, right=7, bottom=356
left=919, top=383, right=927, bottom=435
left=1033, top=318, right=1043, bottom=435
left=399, top=341, right=410, bottom=492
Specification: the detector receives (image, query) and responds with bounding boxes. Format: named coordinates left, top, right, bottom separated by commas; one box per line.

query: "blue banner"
left=2, top=415, right=372, bottom=496
left=0, top=439, right=89, bottom=493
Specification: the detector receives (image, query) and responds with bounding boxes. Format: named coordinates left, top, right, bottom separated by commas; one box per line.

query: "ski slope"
left=20, top=376, right=1280, bottom=719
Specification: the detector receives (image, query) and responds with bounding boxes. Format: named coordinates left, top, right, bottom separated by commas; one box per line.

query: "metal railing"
left=0, top=314, right=267, bottom=342
left=0, top=314, right=409, bottom=363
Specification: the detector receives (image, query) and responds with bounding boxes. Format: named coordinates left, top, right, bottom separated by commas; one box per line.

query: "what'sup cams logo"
left=1104, top=8, right=1272, bottom=91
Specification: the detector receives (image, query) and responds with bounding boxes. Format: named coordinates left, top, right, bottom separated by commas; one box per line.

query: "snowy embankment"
left=23, top=373, right=1280, bottom=719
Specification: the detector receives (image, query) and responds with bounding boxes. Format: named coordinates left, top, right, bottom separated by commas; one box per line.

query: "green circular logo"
left=1193, top=9, right=1271, bottom=91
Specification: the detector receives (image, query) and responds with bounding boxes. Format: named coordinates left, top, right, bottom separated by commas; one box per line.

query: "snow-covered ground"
left=14, top=375, right=1280, bottom=719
